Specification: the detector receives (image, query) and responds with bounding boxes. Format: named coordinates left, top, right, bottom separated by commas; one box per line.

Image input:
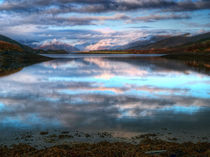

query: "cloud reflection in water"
left=0, top=56, right=209, bottom=134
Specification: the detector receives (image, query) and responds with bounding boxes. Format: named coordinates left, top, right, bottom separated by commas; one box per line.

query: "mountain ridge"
left=36, top=40, right=79, bottom=54
left=125, top=32, right=210, bottom=50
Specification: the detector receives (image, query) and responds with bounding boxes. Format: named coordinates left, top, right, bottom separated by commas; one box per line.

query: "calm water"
left=0, top=54, right=210, bottom=144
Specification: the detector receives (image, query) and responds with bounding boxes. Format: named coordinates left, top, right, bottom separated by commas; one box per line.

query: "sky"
left=0, top=0, right=210, bottom=50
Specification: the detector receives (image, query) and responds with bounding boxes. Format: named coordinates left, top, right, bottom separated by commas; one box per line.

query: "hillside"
left=0, top=41, right=24, bottom=53
left=126, top=32, right=210, bottom=51
left=122, top=35, right=170, bottom=50
left=177, top=38, right=210, bottom=53
left=0, top=35, right=36, bottom=53
left=0, top=34, right=51, bottom=76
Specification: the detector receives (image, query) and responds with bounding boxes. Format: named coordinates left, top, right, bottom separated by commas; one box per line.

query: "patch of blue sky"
left=125, top=89, right=180, bottom=99
left=37, top=97, right=60, bottom=103
left=48, top=25, right=96, bottom=31
left=62, top=12, right=112, bottom=17
left=147, top=20, right=190, bottom=33
left=58, top=89, right=118, bottom=96
left=192, top=10, right=210, bottom=20
left=159, top=105, right=201, bottom=115
left=129, top=10, right=210, bottom=33
left=71, top=97, right=86, bottom=104
left=124, top=90, right=159, bottom=99
left=102, top=21, right=129, bottom=30
left=50, top=19, right=128, bottom=31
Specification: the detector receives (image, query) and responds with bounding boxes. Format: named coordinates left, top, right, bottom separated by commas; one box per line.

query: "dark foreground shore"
left=1, top=138, right=209, bottom=157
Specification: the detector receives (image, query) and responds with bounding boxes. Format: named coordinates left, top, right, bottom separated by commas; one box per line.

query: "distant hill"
left=37, top=40, right=79, bottom=54
left=87, top=32, right=210, bottom=54
left=120, top=35, right=170, bottom=50
left=126, top=32, right=210, bottom=50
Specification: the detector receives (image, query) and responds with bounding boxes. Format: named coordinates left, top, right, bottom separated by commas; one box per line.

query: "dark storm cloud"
left=0, top=0, right=210, bottom=14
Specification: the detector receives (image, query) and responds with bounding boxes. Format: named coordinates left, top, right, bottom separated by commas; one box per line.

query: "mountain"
left=92, top=32, right=210, bottom=54
left=37, top=39, right=79, bottom=54
left=118, top=35, right=170, bottom=50
left=127, top=32, right=210, bottom=50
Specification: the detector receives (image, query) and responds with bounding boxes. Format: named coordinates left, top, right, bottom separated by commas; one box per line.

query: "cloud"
left=1, top=57, right=210, bottom=133
left=0, top=0, right=209, bottom=50
left=0, top=0, right=210, bottom=14
left=0, top=11, right=190, bottom=32
left=133, top=13, right=191, bottom=22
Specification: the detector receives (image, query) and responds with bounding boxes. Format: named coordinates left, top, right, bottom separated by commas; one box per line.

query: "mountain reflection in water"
left=0, top=55, right=209, bottom=140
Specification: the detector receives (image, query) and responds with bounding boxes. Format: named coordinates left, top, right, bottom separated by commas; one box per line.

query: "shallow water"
left=0, top=54, right=210, bottom=145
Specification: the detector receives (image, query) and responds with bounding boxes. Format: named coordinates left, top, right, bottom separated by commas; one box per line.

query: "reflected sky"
left=0, top=55, right=210, bottom=135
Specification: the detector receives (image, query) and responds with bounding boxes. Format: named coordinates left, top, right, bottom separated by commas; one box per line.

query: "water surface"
left=0, top=54, right=209, bottom=144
